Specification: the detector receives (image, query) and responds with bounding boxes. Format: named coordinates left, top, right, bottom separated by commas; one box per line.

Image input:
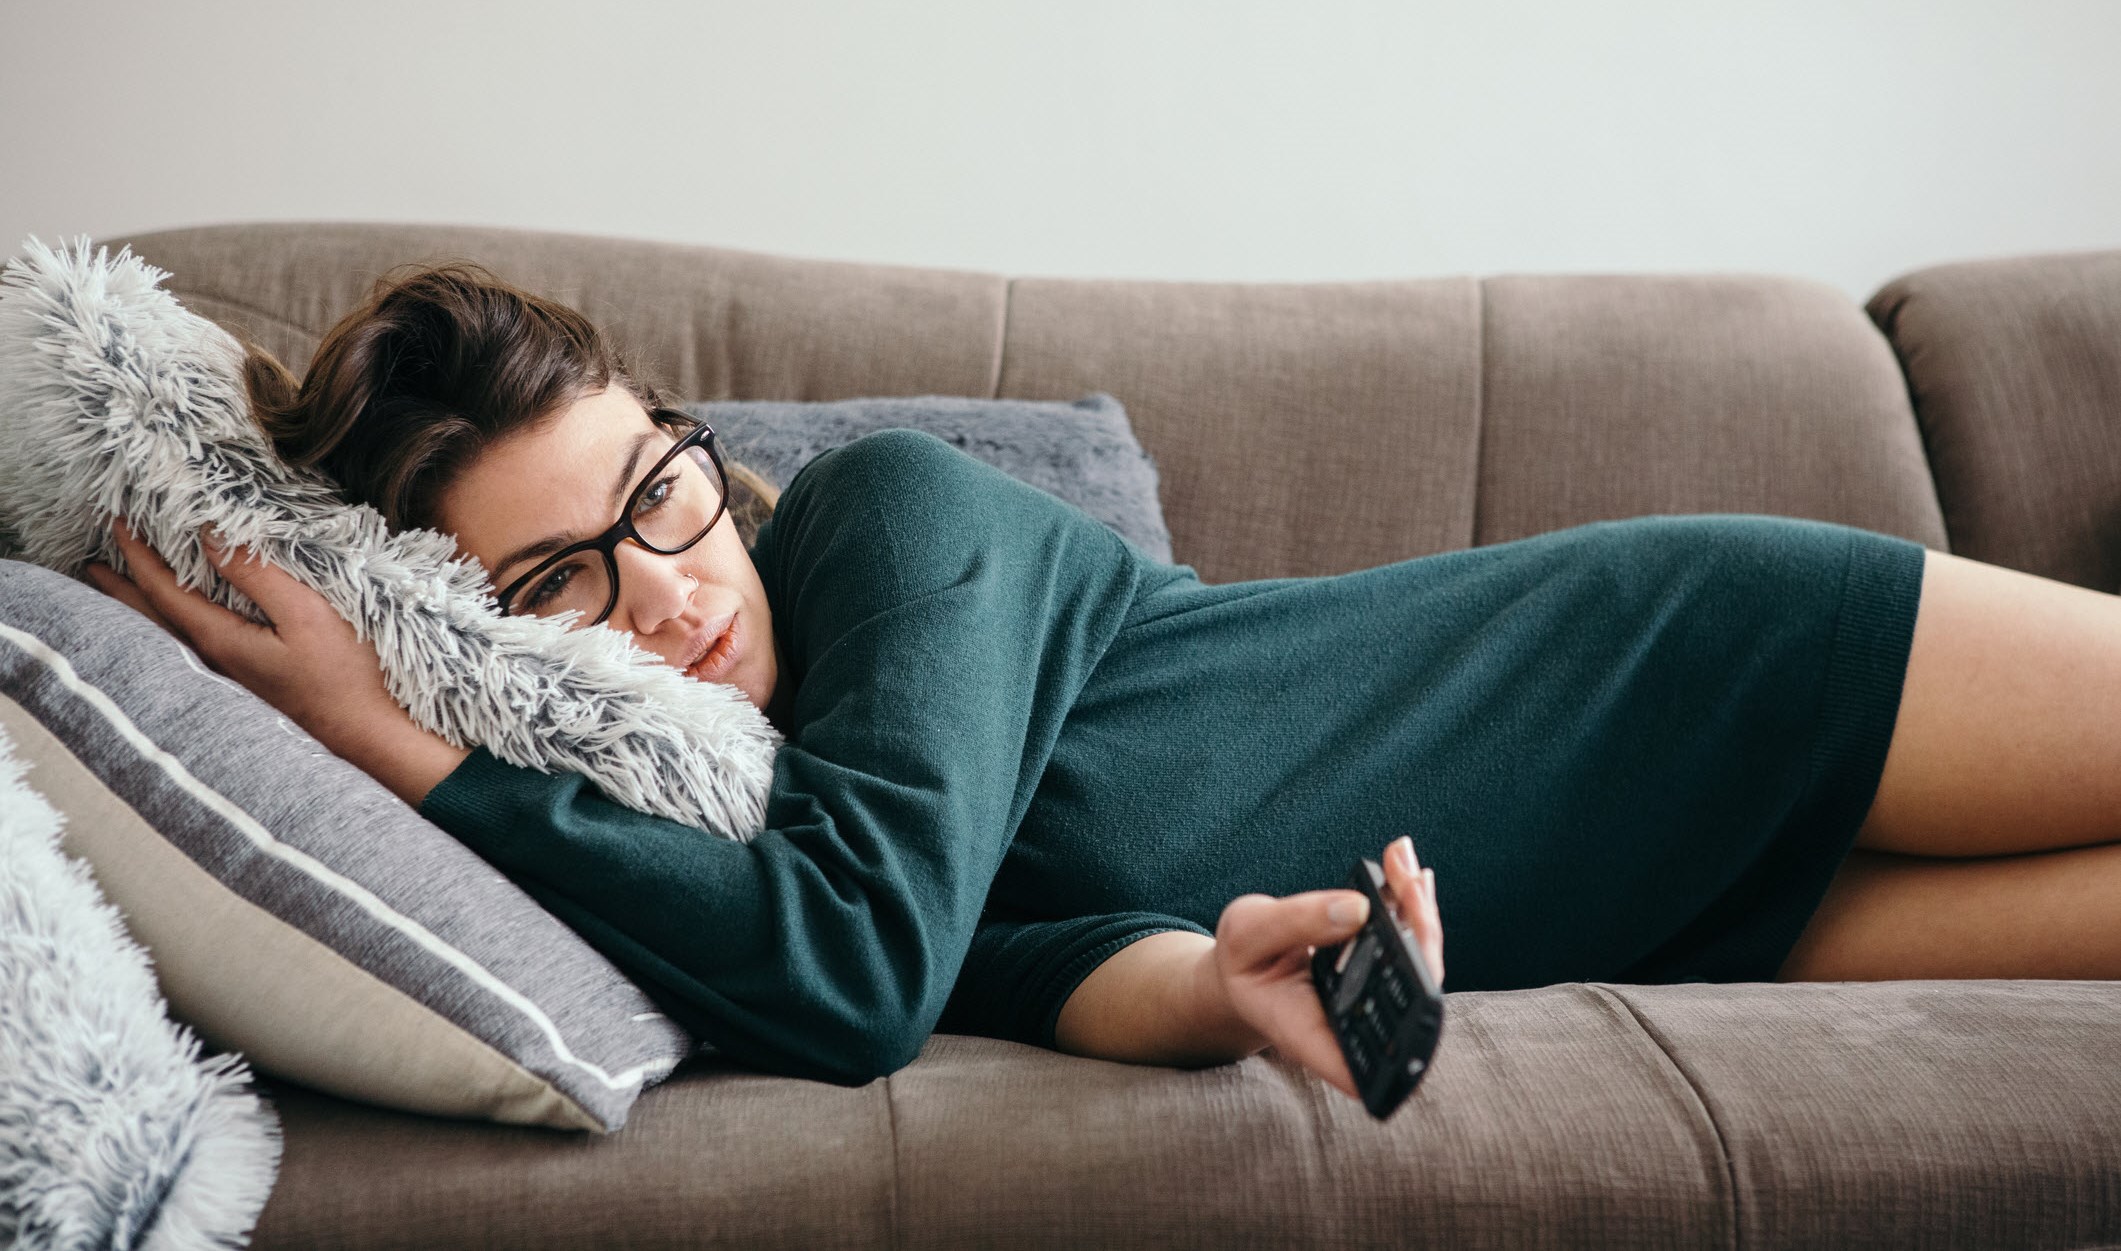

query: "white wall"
left=4, top=0, right=2117, bottom=299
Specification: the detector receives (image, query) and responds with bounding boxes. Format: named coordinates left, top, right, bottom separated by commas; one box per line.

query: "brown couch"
left=97, top=222, right=2121, bottom=1249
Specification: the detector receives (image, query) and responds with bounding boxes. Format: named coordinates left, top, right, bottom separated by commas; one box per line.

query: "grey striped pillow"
left=0, top=558, right=691, bottom=1133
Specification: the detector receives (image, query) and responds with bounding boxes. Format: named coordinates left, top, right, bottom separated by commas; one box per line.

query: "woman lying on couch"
left=87, top=262, right=2121, bottom=1101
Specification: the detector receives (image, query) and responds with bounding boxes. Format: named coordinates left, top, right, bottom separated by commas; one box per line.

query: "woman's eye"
left=526, top=563, right=577, bottom=609
left=635, top=474, right=679, bottom=515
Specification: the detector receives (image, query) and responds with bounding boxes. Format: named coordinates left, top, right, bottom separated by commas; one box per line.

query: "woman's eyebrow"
left=493, top=430, right=658, bottom=580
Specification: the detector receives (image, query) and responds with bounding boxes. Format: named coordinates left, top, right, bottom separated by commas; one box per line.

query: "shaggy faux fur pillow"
left=0, top=722, right=281, bottom=1248
left=0, top=237, right=777, bottom=839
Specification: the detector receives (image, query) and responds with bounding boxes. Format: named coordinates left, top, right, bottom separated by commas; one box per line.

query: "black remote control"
left=1310, top=856, right=1445, bottom=1120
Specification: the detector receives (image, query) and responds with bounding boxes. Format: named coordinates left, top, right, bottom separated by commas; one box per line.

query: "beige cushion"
left=0, top=697, right=592, bottom=1129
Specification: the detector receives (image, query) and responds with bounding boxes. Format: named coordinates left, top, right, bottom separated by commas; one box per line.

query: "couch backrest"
left=1869, top=251, right=2121, bottom=593
left=97, top=222, right=1953, bottom=583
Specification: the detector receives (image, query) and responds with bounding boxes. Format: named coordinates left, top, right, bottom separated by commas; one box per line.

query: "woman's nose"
left=612, top=541, right=695, bottom=634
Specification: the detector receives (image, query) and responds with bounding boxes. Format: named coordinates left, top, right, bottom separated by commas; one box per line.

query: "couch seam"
left=1862, top=290, right=1956, bottom=555
left=1589, top=984, right=1740, bottom=1251
left=1469, top=277, right=1488, bottom=548
left=987, top=276, right=1014, bottom=399
left=884, top=1073, right=904, bottom=1251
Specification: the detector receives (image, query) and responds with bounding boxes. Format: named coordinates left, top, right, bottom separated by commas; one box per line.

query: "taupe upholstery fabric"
left=1614, top=979, right=2121, bottom=1250
left=996, top=276, right=1485, bottom=581
left=253, top=986, right=1736, bottom=1250
left=250, top=979, right=2121, bottom=1249
left=1868, top=250, right=2121, bottom=592
left=1473, top=275, right=1946, bottom=551
left=108, top=225, right=1952, bottom=585
left=1001, top=274, right=1948, bottom=583
left=90, top=222, right=2121, bottom=1247
left=105, top=221, right=1006, bottom=406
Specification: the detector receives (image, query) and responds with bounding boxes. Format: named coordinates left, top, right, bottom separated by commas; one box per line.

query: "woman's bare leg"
left=1778, top=547, right=2121, bottom=980
left=1779, top=843, right=2121, bottom=980
left=1855, top=548, right=2121, bottom=858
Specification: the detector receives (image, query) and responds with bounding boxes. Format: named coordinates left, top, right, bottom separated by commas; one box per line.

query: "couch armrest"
left=1867, top=250, right=2121, bottom=591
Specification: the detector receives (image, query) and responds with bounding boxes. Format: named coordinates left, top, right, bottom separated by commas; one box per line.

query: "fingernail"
left=1423, top=868, right=1436, bottom=892
left=1395, top=837, right=1416, bottom=870
left=1329, top=896, right=1367, bottom=925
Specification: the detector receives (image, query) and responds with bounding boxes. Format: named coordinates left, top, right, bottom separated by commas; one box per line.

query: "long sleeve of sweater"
left=418, top=429, right=1195, bottom=1084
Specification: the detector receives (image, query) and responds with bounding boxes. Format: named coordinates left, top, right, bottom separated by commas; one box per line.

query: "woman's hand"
left=1208, top=835, right=1444, bottom=1102
left=86, top=519, right=471, bottom=806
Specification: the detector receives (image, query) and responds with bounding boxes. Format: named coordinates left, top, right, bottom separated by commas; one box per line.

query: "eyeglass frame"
left=493, top=408, right=729, bottom=626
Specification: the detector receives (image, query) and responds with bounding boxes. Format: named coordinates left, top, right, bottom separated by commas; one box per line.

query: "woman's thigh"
left=1778, top=841, right=2121, bottom=980
left=1856, top=548, right=2121, bottom=858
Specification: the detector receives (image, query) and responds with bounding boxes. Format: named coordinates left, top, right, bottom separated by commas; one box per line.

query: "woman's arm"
left=1054, top=930, right=1266, bottom=1066
left=1054, top=839, right=1445, bottom=1101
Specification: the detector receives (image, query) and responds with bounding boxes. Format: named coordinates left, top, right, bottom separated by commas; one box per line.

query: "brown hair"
left=239, top=260, right=779, bottom=547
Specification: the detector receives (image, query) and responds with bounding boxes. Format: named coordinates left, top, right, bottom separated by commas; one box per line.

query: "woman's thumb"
left=1217, top=890, right=1369, bottom=972
left=1325, top=891, right=1369, bottom=934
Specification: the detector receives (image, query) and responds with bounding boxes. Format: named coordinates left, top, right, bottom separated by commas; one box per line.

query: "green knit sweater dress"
left=419, top=429, right=1928, bottom=1087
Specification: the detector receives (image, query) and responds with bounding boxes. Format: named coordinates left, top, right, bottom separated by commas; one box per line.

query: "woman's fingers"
left=1209, top=894, right=1365, bottom=1100
left=108, top=520, right=270, bottom=658
left=1215, top=890, right=1367, bottom=976
left=201, top=530, right=335, bottom=631
left=85, top=562, right=175, bottom=633
left=1385, top=837, right=1445, bottom=985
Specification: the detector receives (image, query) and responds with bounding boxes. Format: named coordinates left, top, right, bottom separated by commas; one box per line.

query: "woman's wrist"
left=325, top=706, right=473, bottom=809
left=1054, top=930, right=1269, bottom=1068
left=1187, top=937, right=1271, bottom=1061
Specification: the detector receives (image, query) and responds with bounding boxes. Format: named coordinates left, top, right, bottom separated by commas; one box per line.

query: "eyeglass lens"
left=504, top=437, right=725, bottom=620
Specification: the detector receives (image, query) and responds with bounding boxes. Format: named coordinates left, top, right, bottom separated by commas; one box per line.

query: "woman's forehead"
left=436, top=390, right=660, bottom=573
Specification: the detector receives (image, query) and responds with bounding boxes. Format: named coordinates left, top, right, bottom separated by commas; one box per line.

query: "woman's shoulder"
left=760, top=427, right=1136, bottom=601
left=775, top=427, right=1090, bottom=541
left=756, top=427, right=1143, bottom=664
left=780, top=428, right=996, bottom=507
left=759, top=430, right=1027, bottom=599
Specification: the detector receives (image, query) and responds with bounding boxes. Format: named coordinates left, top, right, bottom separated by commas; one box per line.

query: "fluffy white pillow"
left=0, top=236, right=778, bottom=839
left=0, top=721, right=281, bottom=1246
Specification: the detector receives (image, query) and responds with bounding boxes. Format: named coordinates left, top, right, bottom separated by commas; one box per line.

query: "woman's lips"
left=684, top=612, right=741, bottom=683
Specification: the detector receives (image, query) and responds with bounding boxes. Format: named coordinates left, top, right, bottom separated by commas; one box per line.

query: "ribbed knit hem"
left=1742, top=530, right=1929, bottom=981
left=1624, top=529, right=1930, bottom=986
left=1806, top=533, right=1932, bottom=838
left=417, top=745, right=532, bottom=852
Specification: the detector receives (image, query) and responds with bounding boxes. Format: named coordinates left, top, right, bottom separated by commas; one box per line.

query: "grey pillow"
left=688, top=392, right=1175, bottom=564
left=0, top=559, right=691, bottom=1133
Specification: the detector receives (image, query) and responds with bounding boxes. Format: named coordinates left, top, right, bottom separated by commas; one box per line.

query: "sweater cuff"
left=417, top=744, right=561, bottom=851
left=941, top=912, right=1215, bottom=1051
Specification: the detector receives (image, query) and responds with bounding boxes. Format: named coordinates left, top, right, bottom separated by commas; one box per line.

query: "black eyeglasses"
left=495, top=409, right=728, bottom=626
